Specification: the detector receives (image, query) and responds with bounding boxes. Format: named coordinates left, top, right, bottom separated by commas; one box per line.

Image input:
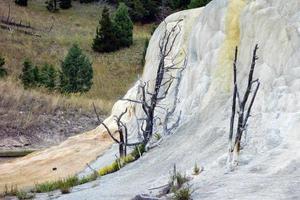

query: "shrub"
left=15, top=0, right=27, bottom=6
left=193, top=163, right=200, bottom=175
left=59, top=0, right=72, bottom=9
left=39, top=64, right=57, bottom=90
left=16, top=190, right=34, bottom=199
left=0, top=56, right=7, bottom=78
left=123, top=0, right=158, bottom=23
left=154, top=132, right=161, bottom=141
left=92, top=7, right=120, bottom=53
left=188, top=0, right=211, bottom=9
left=173, top=187, right=192, bottom=200
left=114, top=3, right=133, bottom=47
left=21, top=59, right=38, bottom=88
left=80, top=0, right=95, bottom=3
left=169, top=0, right=190, bottom=9
left=60, top=44, right=93, bottom=93
left=46, top=0, right=59, bottom=12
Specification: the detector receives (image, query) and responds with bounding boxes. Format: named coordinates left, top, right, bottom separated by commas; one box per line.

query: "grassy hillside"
left=0, top=0, right=152, bottom=150
left=0, top=0, right=152, bottom=105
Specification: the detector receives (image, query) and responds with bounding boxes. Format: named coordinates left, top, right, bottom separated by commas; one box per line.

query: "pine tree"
left=130, top=0, right=146, bottom=22
left=60, top=44, right=93, bottom=93
left=92, top=7, right=119, bottom=52
left=59, top=0, right=72, bottom=9
left=188, top=0, right=211, bottom=9
left=47, top=0, right=59, bottom=12
left=114, top=3, right=133, bottom=47
left=21, top=59, right=36, bottom=88
left=40, top=64, right=57, bottom=89
left=15, top=0, right=28, bottom=6
left=140, top=0, right=158, bottom=22
left=0, top=56, right=7, bottom=78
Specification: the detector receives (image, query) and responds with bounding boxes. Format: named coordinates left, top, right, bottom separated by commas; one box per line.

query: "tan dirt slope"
left=0, top=127, right=113, bottom=192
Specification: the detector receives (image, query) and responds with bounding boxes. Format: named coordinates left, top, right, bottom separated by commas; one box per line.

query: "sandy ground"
left=0, top=127, right=113, bottom=193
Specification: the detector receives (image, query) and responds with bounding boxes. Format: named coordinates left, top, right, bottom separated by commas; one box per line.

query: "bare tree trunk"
left=228, top=45, right=260, bottom=169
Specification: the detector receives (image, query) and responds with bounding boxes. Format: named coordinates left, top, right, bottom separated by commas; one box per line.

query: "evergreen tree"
left=188, top=0, right=211, bottom=9
left=0, top=56, right=7, bottom=78
left=40, top=64, right=57, bottom=89
left=46, top=0, right=59, bottom=12
left=92, top=7, right=119, bottom=52
left=170, top=0, right=190, bottom=9
left=114, top=3, right=133, bottom=47
left=32, top=65, right=40, bottom=85
left=59, top=0, right=72, bottom=9
left=123, top=0, right=158, bottom=23
left=129, top=0, right=146, bottom=22
left=60, top=44, right=93, bottom=93
left=140, top=0, right=158, bottom=22
left=15, top=0, right=28, bottom=6
left=21, top=59, right=36, bottom=88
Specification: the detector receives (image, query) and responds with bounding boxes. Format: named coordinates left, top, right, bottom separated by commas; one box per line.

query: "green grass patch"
left=34, top=172, right=99, bottom=193
left=173, top=187, right=192, bottom=200
left=98, top=144, right=145, bottom=176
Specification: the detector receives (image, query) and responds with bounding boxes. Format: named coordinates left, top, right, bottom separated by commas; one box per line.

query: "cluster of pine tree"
left=15, top=0, right=28, bottom=6
left=188, top=0, right=211, bottom=9
left=121, top=0, right=159, bottom=23
left=20, top=44, right=93, bottom=93
left=46, top=0, right=72, bottom=12
left=92, top=4, right=133, bottom=53
left=20, top=59, right=57, bottom=90
left=0, top=56, right=7, bottom=78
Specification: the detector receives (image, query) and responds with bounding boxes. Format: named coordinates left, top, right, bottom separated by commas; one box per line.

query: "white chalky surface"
left=37, top=0, right=300, bottom=199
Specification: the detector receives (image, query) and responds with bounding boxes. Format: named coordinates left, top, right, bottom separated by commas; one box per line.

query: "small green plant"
left=193, top=163, right=200, bottom=175
left=35, top=176, right=79, bottom=193
left=78, top=172, right=98, bottom=185
left=4, top=184, right=18, bottom=196
left=59, top=184, right=70, bottom=194
left=171, top=172, right=188, bottom=191
left=98, top=146, right=144, bottom=176
left=154, top=133, right=162, bottom=141
left=16, top=190, right=34, bottom=199
left=173, top=187, right=192, bottom=200
left=34, top=173, right=99, bottom=193
left=98, top=160, right=120, bottom=176
left=131, top=144, right=146, bottom=159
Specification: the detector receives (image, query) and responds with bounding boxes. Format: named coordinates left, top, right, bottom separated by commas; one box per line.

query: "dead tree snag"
left=227, top=45, right=260, bottom=168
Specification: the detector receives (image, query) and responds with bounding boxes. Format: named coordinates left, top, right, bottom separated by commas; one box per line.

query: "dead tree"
left=93, top=103, right=129, bottom=158
left=163, top=56, right=186, bottom=134
left=0, top=4, right=54, bottom=36
left=227, top=45, right=260, bottom=168
left=122, top=19, right=185, bottom=146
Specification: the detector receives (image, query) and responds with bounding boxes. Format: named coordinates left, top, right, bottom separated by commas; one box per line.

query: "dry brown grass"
left=0, top=0, right=153, bottom=109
